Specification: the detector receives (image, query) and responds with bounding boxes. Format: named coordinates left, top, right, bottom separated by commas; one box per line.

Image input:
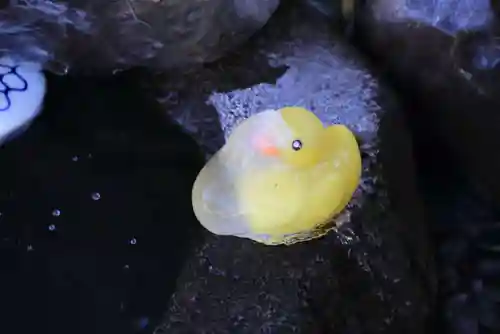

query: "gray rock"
left=350, top=1, right=500, bottom=333
left=351, top=0, right=500, bottom=207
left=0, top=0, right=279, bottom=73
left=148, top=3, right=434, bottom=333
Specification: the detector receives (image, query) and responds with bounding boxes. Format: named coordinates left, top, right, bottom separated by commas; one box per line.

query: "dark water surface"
left=0, top=72, right=205, bottom=334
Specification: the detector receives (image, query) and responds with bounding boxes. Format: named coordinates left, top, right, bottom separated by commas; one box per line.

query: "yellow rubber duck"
left=191, top=107, right=362, bottom=245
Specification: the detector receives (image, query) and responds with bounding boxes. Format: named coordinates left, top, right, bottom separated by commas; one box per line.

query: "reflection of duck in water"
left=0, top=57, right=46, bottom=145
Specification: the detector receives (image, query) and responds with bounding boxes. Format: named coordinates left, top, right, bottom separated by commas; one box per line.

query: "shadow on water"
left=0, top=69, right=205, bottom=334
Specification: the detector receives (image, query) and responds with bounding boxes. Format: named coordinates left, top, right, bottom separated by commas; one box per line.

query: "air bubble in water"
left=48, top=224, right=56, bottom=231
left=137, top=317, right=149, bottom=329
left=91, top=192, right=101, bottom=201
left=129, top=238, right=137, bottom=245
left=52, top=209, right=61, bottom=217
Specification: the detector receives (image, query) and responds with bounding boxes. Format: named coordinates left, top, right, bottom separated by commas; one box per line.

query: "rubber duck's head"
left=249, top=107, right=327, bottom=168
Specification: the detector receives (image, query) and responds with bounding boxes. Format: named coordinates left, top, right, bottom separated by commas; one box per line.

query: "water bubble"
left=129, top=238, right=137, bottom=245
left=52, top=209, right=61, bottom=217
left=137, top=317, right=149, bottom=329
left=91, top=192, right=101, bottom=201
left=48, top=224, right=56, bottom=231
left=47, top=61, right=69, bottom=75
left=27, top=244, right=34, bottom=251
left=72, top=156, right=79, bottom=162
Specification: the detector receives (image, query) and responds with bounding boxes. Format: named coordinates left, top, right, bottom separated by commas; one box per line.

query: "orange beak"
left=252, top=135, right=279, bottom=156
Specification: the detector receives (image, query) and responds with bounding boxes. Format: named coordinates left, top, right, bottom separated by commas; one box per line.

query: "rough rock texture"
left=149, top=2, right=435, bottom=333
left=350, top=1, right=500, bottom=333
left=413, top=118, right=500, bottom=334
left=0, top=0, right=279, bottom=73
left=351, top=0, right=500, bottom=209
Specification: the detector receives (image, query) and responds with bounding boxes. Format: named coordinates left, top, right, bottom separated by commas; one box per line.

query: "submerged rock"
left=151, top=2, right=435, bottom=333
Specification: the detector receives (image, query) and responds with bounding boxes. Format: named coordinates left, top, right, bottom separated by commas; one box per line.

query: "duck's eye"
left=292, top=139, right=302, bottom=151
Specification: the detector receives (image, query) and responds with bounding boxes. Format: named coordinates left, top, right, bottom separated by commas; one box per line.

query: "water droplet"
left=91, top=192, right=101, bottom=201
left=52, top=209, right=61, bottom=217
left=129, top=238, right=137, bottom=245
left=123, top=264, right=130, bottom=270
left=72, top=156, right=79, bottom=162
left=48, top=224, right=56, bottom=231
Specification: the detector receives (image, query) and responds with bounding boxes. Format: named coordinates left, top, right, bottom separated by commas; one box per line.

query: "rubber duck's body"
left=192, top=107, right=362, bottom=245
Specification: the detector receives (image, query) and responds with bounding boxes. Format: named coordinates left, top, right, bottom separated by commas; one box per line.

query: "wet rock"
left=0, top=0, right=279, bottom=73
left=0, top=71, right=204, bottom=334
left=415, top=137, right=500, bottom=334
left=301, top=0, right=348, bottom=21
left=349, top=1, right=500, bottom=333
left=151, top=3, right=435, bottom=333
left=351, top=0, right=500, bottom=209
